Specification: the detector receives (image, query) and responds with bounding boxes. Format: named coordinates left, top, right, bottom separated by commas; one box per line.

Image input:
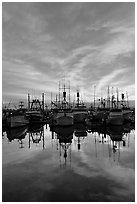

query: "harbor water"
left=2, top=123, right=135, bottom=202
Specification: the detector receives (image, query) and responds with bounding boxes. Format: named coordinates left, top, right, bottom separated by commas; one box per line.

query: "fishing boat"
left=25, top=94, right=44, bottom=123
left=51, top=82, right=73, bottom=126
left=120, top=92, right=132, bottom=123
left=53, top=113, right=73, bottom=126
left=25, top=110, right=43, bottom=122
left=73, top=90, right=87, bottom=123
left=2, top=114, right=8, bottom=128
left=7, top=102, right=29, bottom=128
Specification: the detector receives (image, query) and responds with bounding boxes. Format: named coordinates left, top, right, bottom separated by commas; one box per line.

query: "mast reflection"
left=87, top=122, right=133, bottom=164
left=74, top=123, right=87, bottom=151
left=52, top=126, right=73, bottom=167
left=27, top=124, right=45, bottom=149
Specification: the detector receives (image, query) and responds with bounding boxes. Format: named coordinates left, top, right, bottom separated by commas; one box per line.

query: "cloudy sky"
left=2, top=2, right=135, bottom=104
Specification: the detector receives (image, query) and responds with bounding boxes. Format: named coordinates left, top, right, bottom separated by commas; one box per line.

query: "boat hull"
left=7, top=115, right=29, bottom=128
left=26, top=111, right=43, bottom=123
left=106, top=110, right=124, bottom=126
left=54, top=115, right=73, bottom=126
left=122, top=110, right=132, bottom=122
left=73, top=112, right=87, bottom=123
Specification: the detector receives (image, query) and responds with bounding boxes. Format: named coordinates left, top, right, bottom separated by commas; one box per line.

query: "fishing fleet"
left=2, top=81, right=135, bottom=130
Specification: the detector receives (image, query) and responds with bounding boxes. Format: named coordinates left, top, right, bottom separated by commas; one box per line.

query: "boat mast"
left=77, top=89, right=80, bottom=107
left=73, top=94, right=75, bottom=108
left=116, top=88, right=119, bottom=109
left=126, top=91, right=129, bottom=108
left=69, top=81, right=70, bottom=108
left=59, top=81, right=61, bottom=106
left=28, top=93, right=30, bottom=111
left=19, top=101, right=24, bottom=110
left=121, top=92, right=124, bottom=108
left=111, top=87, right=114, bottom=109
left=51, top=92, right=52, bottom=109
left=56, top=94, right=58, bottom=105
left=107, top=85, right=110, bottom=109
left=63, top=83, right=66, bottom=109
left=94, top=85, right=96, bottom=109
left=42, top=93, right=44, bottom=114
left=63, top=83, right=66, bottom=101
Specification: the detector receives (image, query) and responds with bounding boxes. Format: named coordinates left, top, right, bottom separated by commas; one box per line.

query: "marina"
left=2, top=81, right=135, bottom=202
left=2, top=82, right=135, bottom=129
left=2, top=2, right=135, bottom=202
left=2, top=80, right=135, bottom=202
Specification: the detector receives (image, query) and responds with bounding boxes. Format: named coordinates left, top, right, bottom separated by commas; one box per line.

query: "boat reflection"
left=6, top=126, right=28, bottom=142
left=6, top=126, right=28, bottom=148
left=87, top=122, right=105, bottom=134
left=52, top=126, right=73, bottom=167
left=107, top=123, right=132, bottom=148
left=107, top=125, right=124, bottom=159
left=27, top=124, right=45, bottom=149
left=107, top=125, right=123, bottom=141
left=86, top=122, right=134, bottom=163
left=74, top=123, right=87, bottom=151
left=3, top=121, right=134, bottom=166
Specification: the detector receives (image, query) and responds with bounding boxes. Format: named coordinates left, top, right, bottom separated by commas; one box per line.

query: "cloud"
left=96, top=68, right=128, bottom=91
left=2, top=2, right=135, bottom=102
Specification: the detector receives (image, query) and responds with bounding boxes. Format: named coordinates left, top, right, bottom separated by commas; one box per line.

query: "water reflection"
left=74, top=123, right=87, bottom=151
left=6, top=126, right=27, bottom=142
left=52, top=126, right=73, bottom=167
left=28, top=124, right=45, bottom=149
left=6, top=126, right=27, bottom=148
left=3, top=122, right=134, bottom=163
left=2, top=122, right=135, bottom=202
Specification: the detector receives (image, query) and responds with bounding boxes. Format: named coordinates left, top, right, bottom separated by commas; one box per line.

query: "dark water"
left=2, top=123, right=135, bottom=202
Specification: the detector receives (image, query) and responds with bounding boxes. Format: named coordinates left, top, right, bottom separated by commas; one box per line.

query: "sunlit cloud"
left=2, top=2, right=135, bottom=104
left=96, top=68, right=128, bottom=91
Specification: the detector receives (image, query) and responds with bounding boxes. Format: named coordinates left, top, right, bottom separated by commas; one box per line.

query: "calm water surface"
left=2, top=123, right=135, bottom=202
